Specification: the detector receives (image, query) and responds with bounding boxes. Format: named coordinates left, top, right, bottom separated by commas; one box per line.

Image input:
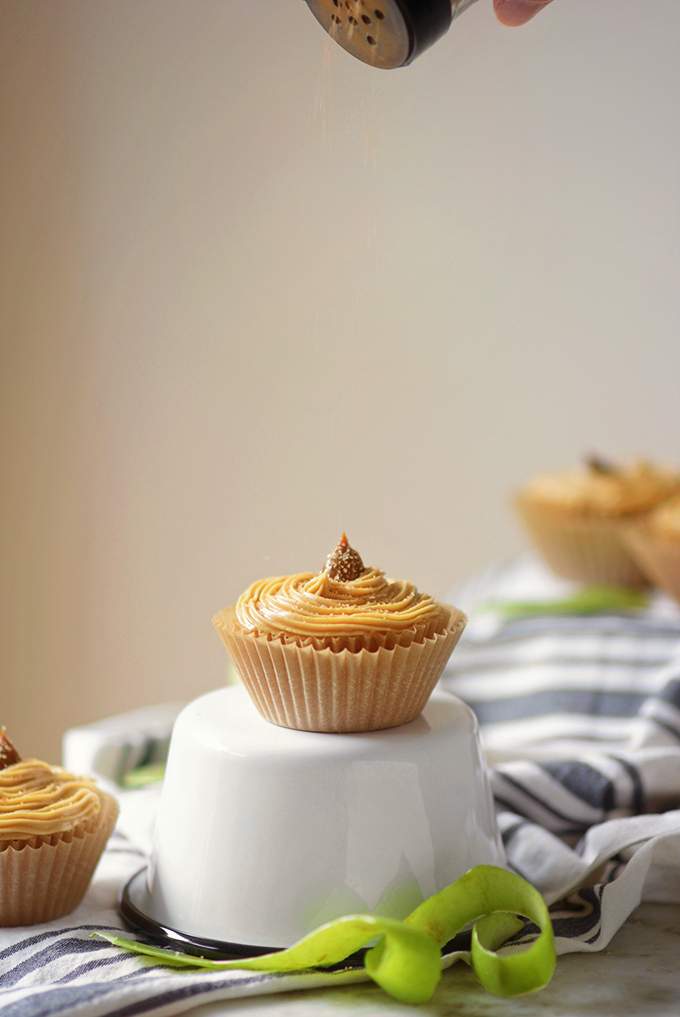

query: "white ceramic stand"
left=145, top=685, right=504, bottom=949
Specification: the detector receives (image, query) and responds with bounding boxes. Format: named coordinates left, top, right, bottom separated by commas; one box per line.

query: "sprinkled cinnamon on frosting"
left=232, top=539, right=444, bottom=642
left=324, top=533, right=365, bottom=582
left=0, top=760, right=101, bottom=840
left=0, top=729, right=20, bottom=771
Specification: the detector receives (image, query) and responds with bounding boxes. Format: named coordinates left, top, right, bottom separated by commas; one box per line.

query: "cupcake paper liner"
left=623, top=526, right=680, bottom=605
left=515, top=496, right=648, bottom=586
left=0, top=790, right=118, bottom=927
left=214, top=605, right=467, bottom=733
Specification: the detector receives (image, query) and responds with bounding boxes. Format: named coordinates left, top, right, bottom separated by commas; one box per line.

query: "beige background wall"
left=1, top=0, right=679, bottom=762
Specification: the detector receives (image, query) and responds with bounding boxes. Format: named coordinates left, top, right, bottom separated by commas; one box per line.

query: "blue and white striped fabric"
left=1, top=555, right=679, bottom=1015
left=440, top=554, right=680, bottom=948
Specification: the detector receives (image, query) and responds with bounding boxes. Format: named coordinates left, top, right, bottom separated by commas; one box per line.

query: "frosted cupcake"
left=213, top=535, right=467, bottom=733
left=515, top=457, right=680, bottom=585
left=623, top=494, right=680, bottom=604
left=0, top=730, right=118, bottom=926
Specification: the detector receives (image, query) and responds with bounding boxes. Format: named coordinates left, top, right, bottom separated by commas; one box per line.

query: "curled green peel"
left=120, top=763, right=166, bottom=789
left=97, top=865, right=555, bottom=1004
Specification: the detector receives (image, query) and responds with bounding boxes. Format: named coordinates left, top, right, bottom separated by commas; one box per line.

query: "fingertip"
left=493, top=0, right=549, bottom=27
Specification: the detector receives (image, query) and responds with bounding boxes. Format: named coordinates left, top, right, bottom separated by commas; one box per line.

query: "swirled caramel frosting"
left=0, top=760, right=101, bottom=840
left=233, top=536, right=446, bottom=643
left=520, top=459, right=680, bottom=518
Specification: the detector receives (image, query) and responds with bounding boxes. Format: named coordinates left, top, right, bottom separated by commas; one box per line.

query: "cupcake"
left=623, top=494, right=680, bottom=604
left=515, top=457, right=680, bottom=585
left=0, top=729, right=118, bottom=926
left=213, top=535, right=466, bottom=733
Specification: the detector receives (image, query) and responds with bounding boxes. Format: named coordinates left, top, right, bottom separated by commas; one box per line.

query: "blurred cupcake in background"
left=623, top=494, right=680, bottom=605
left=514, top=457, right=680, bottom=586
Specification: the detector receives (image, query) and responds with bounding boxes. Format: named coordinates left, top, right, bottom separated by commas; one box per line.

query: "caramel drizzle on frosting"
left=0, top=760, right=101, bottom=839
left=0, top=728, right=21, bottom=770
left=235, top=537, right=442, bottom=639
left=324, top=532, right=365, bottom=582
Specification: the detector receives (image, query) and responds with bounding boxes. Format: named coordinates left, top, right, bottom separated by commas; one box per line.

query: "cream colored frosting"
left=235, top=566, right=443, bottom=640
left=0, top=760, right=101, bottom=839
left=521, top=461, right=680, bottom=517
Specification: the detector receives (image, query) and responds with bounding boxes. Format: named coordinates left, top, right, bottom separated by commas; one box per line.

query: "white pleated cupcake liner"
left=0, top=790, right=118, bottom=926
left=214, top=605, right=466, bottom=732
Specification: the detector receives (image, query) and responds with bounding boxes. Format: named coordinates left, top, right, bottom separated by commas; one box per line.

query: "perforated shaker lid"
left=304, top=0, right=461, bottom=70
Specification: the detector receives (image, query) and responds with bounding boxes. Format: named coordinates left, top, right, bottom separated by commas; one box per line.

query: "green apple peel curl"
left=97, top=865, right=555, bottom=1004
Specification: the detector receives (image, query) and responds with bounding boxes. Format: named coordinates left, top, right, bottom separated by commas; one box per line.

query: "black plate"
left=120, top=867, right=280, bottom=959
left=120, top=866, right=473, bottom=964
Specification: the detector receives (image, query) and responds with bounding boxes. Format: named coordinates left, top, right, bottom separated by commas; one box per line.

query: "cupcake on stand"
left=125, top=538, right=504, bottom=952
left=213, top=533, right=466, bottom=733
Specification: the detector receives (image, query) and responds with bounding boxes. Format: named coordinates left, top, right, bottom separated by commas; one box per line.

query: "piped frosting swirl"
left=0, top=760, right=101, bottom=840
left=234, top=536, right=444, bottom=641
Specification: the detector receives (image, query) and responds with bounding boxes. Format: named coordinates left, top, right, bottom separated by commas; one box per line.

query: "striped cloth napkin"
left=1, top=554, right=679, bottom=1016
left=440, top=554, right=680, bottom=951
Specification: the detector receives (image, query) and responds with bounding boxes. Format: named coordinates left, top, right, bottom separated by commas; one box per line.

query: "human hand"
left=493, top=0, right=555, bottom=26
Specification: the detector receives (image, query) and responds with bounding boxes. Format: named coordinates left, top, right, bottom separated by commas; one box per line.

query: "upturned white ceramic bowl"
left=145, top=685, right=504, bottom=949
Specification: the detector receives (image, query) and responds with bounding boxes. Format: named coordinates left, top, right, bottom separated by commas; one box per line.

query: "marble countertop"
left=186, top=902, right=680, bottom=1017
